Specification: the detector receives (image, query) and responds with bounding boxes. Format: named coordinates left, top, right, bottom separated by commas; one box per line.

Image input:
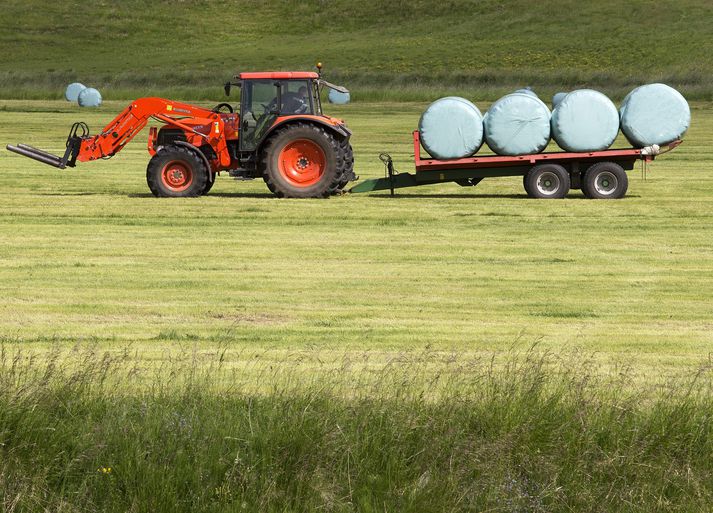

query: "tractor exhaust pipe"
left=6, top=121, right=89, bottom=169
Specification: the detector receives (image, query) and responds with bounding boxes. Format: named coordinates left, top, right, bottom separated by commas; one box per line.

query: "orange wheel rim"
left=277, top=139, right=326, bottom=187
left=161, top=160, right=193, bottom=192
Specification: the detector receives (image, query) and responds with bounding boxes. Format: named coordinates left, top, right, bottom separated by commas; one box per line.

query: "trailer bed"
left=350, top=131, right=681, bottom=198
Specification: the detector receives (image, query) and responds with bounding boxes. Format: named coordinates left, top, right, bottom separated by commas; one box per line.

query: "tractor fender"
left=257, top=117, right=351, bottom=151
left=173, top=141, right=214, bottom=181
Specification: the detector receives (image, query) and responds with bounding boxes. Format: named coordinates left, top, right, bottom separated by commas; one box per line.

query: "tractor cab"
left=235, top=72, right=322, bottom=151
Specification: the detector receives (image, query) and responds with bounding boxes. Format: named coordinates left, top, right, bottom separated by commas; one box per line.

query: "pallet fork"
left=7, top=122, right=88, bottom=169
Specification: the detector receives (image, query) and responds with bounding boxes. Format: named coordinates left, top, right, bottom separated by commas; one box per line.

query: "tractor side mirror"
left=224, top=82, right=232, bottom=97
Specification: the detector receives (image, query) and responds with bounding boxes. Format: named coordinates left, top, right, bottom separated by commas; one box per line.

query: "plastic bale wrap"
left=551, top=89, right=619, bottom=152
left=328, top=89, right=350, bottom=104
left=483, top=93, right=551, bottom=156
left=65, top=83, right=86, bottom=102
left=418, top=97, right=484, bottom=159
left=619, top=83, right=690, bottom=147
left=552, top=92, right=567, bottom=109
left=78, top=87, right=102, bottom=107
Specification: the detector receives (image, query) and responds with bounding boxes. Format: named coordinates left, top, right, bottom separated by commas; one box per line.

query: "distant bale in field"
left=419, top=97, right=484, bottom=159
left=484, top=92, right=551, bottom=156
left=619, top=83, right=690, bottom=147
left=514, top=87, right=537, bottom=97
left=78, top=87, right=102, bottom=107
left=65, top=83, right=86, bottom=102
left=328, top=89, right=350, bottom=104
left=552, top=92, right=567, bottom=109
left=551, top=89, right=619, bottom=152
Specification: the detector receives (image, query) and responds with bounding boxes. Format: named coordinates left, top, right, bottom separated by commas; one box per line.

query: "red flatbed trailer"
left=350, top=131, right=681, bottom=199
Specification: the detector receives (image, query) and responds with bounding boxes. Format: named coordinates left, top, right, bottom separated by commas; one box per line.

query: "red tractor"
left=7, top=67, right=355, bottom=198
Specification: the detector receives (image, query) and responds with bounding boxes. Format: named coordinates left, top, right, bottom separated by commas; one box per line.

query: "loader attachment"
left=6, top=122, right=88, bottom=169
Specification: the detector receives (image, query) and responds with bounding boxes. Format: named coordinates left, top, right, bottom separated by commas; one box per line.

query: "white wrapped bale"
left=418, top=97, right=484, bottom=159
left=619, top=83, right=690, bottom=147
left=551, top=89, right=619, bottom=152
left=78, top=87, right=102, bottom=107
left=328, top=89, right=350, bottom=104
left=484, top=93, right=551, bottom=156
left=65, top=82, right=86, bottom=102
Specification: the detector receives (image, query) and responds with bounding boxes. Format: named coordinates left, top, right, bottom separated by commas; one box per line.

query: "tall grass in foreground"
left=1, top=345, right=712, bottom=512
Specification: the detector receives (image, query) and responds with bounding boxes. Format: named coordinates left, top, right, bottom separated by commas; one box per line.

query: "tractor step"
left=6, top=122, right=89, bottom=169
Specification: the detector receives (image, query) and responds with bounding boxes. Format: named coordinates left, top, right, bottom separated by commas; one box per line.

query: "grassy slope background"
left=1, top=0, right=713, bottom=100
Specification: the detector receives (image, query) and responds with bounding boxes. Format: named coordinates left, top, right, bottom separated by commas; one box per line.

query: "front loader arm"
left=7, top=97, right=231, bottom=169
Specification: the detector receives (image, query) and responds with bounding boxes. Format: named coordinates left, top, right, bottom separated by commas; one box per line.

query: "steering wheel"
left=212, top=102, right=234, bottom=113
left=261, top=99, right=279, bottom=114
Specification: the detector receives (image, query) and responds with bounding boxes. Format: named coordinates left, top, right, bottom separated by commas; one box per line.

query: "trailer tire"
left=147, top=145, right=208, bottom=198
left=261, top=123, right=341, bottom=198
left=582, top=162, right=628, bottom=199
left=524, top=164, right=570, bottom=199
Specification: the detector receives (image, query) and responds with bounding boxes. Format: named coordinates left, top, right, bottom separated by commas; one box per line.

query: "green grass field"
left=1, top=99, right=712, bottom=372
left=2, top=98, right=713, bottom=510
left=2, top=0, right=713, bottom=100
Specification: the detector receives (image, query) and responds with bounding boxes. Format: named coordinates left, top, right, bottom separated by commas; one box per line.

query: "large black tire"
left=146, top=145, right=208, bottom=198
left=581, top=161, right=628, bottom=199
left=202, top=174, right=215, bottom=195
left=523, top=163, right=570, bottom=199
left=261, top=123, right=341, bottom=198
left=335, top=138, right=355, bottom=191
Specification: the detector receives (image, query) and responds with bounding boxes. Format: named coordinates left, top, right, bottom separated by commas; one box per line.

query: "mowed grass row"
left=0, top=100, right=712, bottom=378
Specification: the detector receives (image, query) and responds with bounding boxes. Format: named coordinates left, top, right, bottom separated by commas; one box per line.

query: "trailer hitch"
left=379, top=153, right=397, bottom=196
left=6, top=122, right=89, bottom=169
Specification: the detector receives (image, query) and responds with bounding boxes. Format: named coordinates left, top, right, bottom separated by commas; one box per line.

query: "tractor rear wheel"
left=147, top=145, right=208, bottom=197
left=261, top=123, right=341, bottom=198
left=334, top=138, right=355, bottom=192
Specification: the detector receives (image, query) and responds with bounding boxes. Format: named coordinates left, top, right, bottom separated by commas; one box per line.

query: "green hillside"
left=2, top=0, right=712, bottom=101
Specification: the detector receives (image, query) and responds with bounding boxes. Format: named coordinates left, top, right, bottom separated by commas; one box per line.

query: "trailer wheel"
left=147, top=145, right=208, bottom=197
left=524, top=164, right=570, bottom=199
left=582, top=162, right=628, bottom=199
left=261, top=123, right=341, bottom=198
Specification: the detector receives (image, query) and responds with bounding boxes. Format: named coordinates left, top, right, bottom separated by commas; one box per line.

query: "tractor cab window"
left=240, top=80, right=280, bottom=152
left=279, top=80, right=314, bottom=115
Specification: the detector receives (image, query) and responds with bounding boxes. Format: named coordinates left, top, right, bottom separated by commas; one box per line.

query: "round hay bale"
left=551, top=89, right=619, bottom=152
left=551, top=92, right=567, bottom=109
left=418, top=97, right=484, bottom=159
left=619, top=83, right=690, bottom=147
left=65, top=82, right=86, bottom=102
left=78, top=87, right=102, bottom=107
left=328, top=89, right=350, bottom=104
left=484, top=93, right=551, bottom=156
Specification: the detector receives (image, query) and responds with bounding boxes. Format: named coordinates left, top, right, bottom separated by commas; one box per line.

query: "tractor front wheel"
left=261, top=123, right=341, bottom=198
left=146, top=146, right=208, bottom=197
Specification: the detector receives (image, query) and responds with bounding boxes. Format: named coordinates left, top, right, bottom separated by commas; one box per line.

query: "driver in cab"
left=281, top=86, right=310, bottom=114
